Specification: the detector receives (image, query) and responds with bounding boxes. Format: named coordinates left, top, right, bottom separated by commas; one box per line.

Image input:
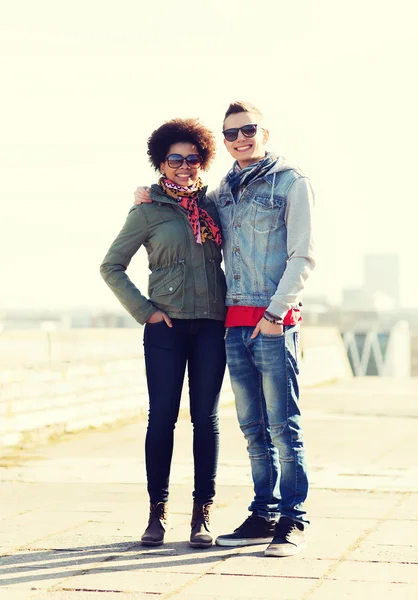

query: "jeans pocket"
left=285, top=331, right=300, bottom=374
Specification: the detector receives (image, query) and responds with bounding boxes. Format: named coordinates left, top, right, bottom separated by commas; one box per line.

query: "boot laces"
left=202, top=505, right=210, bottom=523
left=150, top=502, right=167, bottom=523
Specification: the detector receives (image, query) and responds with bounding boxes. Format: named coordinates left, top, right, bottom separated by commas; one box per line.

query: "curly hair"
left=147, top=118, right=216, bottom=172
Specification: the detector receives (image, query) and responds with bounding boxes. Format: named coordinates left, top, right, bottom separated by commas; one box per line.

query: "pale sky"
left=1, top=0, right=417, bottom=313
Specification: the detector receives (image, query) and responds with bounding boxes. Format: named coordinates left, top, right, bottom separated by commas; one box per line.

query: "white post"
left=384, top=320, right=411, bottom=377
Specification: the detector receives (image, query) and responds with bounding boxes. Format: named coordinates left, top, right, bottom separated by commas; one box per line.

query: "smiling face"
left=223, top=111, right=269, bottom=168
left=160, top=142, right=201, bottom=187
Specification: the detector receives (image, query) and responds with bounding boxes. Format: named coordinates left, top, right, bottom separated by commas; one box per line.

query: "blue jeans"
left=143, top=318, right=226, bottom=506
left=225, top=325, right=309, bottom=524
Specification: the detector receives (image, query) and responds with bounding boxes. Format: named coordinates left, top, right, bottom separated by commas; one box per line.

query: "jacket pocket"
left=153, top=270, right=184, bottom=297
left=252, top=195, right=283, bottom=233
left=149, top=263, right=185, bottom=312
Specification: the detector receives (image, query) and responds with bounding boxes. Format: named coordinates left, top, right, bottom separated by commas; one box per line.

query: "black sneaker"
left=215, top=512, right=275, bottom=547
left=264, top=516, right=307, bottom=557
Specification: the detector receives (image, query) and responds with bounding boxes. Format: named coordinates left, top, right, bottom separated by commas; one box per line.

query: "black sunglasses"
left=222, top=123, right=261, bottom=142
left=165, top=153, right=202, bottom=168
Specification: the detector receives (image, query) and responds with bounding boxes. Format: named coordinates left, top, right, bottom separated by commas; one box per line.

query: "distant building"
left=341, top=288, right=369, bottom=311
left=363, top=254, right=400, bottom=310
left=301, top=294, right=330, bottom=325
left=339, top=254, right=401, bottom=313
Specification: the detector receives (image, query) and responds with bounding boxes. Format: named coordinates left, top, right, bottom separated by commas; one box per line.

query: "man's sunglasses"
left=165, top=154, right=202, bottom=168
left=222, top=123, right=261, bottom=142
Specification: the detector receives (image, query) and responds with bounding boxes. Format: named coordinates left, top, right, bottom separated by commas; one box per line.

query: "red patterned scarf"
left=158, top=177, right=222, bottom=246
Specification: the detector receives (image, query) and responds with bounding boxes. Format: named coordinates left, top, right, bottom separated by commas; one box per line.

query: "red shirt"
left=225, top=306, right=301, bottom=328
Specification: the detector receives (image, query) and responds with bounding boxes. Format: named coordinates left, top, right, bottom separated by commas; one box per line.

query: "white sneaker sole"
left=215, top=536, right=274, bottom=547
left=264, top=540, right=307, bottom=557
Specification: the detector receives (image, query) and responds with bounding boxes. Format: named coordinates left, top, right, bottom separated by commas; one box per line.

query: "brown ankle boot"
left=141, top=502, right=168, bottom=546
left=189, top=501, right=213, bottom=548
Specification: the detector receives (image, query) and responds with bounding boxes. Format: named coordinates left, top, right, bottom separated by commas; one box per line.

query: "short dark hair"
left=223, top=101, right=264, bottom=127
left=147, top=118, right=216, bottom=171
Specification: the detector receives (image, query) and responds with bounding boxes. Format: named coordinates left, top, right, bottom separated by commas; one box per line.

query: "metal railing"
left=342, top=321, right=411, bottom=377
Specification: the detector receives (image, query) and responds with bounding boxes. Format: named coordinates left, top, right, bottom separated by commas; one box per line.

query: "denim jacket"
left=208, top=157, right=315, bottom=319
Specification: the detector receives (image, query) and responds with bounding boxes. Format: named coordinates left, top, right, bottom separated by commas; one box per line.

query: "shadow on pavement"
left=0, top=541, right=265, bottom=587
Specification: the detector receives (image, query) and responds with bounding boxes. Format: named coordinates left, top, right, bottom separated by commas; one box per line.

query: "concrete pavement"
left=1, top=377, right=418, bottom=599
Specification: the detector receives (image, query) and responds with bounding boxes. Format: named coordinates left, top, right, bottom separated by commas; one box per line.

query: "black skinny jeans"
left=143, top=318, right=226, bottom=506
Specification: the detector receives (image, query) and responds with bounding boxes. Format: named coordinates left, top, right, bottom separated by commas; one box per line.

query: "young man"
left=208, top=102, right=315, bottom=557
left=134, top=102, right=315, bottom=556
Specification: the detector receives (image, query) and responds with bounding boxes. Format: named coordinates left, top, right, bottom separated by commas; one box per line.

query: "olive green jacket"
left=100, top=185, right=226, bottom=325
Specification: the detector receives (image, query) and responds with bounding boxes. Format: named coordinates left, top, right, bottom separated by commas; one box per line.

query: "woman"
left=100, top=119, right=226, bottom=548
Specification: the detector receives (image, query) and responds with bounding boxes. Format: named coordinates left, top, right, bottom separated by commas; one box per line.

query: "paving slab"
left=0, top=591, right=38, bottom=600
left=57, top=569, right=195, bottom=594
left=210, top=555, right=336, bottom=579
left=397, top=493, right=418, bottom=519
left=330, top=560, right=418, bottom=584
left=360, top=518, right=418, bottom=546
left=170, top=572, right=315, bottom=599
left=305, top=489, right=402, bottom=519
left=348, top=541, right=418, bottom=563
left=306, top=579, right=418, bottom=599
left=299, top=517, right=379, bottom=560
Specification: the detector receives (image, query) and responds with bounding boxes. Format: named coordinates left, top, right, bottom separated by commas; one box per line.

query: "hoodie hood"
left=265, top=155, right=305, bottom=177
left=224, top=153, right=305, bottom=190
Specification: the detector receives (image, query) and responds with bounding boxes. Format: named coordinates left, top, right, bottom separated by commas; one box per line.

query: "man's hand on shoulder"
left=134, top=187, right=152, bottom=205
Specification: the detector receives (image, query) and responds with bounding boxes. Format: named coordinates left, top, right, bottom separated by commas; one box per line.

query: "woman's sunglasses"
left=222, top=123, right=261, bottom=142
left=165, top=154, right=202, bottom=169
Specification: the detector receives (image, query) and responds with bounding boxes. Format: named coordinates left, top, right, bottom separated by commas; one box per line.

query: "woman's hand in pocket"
left=147, top=310, right=172, bottom=327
